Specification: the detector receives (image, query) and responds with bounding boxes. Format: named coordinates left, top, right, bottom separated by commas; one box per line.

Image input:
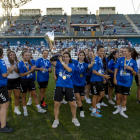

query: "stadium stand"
left=34, top=15, right=67, bottom=36
left=99, top=14, right=138, bottom=35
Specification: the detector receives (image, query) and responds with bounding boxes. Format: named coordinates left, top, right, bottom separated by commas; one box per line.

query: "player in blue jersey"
left=50, top=52, right=80, bottom=128
left=107, top=51, right=118, bottom=105
left=90, top=45, right=110, bottom=117
left=35, top=50, right=52, bottom=108
left=18, top=51, right=46, bottom=116
left=0, top=48, right=14, bottom=133
left=53, top=48, right=68, bottom=104
left=85, top=51, right=94, bottom=104
left=6, top=51, right=21, bottom=115
left=27, top=52, right=36, bottom=106
left=72, top=51, right=95, bottom=117
left=113, top=47, right=138, bottom=118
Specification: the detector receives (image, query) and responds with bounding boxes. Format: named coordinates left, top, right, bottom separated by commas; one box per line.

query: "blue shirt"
left=108, top=59, right=116, bottom=76
left=72, top=60, right=88, bottom=86
left=115, top=57, right=138, bottom=87
left=86, top=59, right=92, bottom=76
left=90, top=56, right=104, bottom=82
left=36, top=58, right=51, bottom=82
left=0, top=59, right=7, bottom=87
left=54, top=60, right=60, bottom=75
left=55, top=61, right=74, bottom=88
left=31, top=59, right=36, bottom=81
left=18, top=61, right=33, bottom=79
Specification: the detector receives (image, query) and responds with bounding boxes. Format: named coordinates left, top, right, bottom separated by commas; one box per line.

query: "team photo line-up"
left=0, top=45, right=139, bottom=132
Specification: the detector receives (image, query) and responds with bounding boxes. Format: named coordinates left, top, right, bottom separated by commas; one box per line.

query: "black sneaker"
left=9, top=97, right=12, bottom=102
left=0, top=125, right=14, bottom=133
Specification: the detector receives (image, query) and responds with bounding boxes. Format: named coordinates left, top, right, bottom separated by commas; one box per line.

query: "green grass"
left=1, top=73, right=140, bottom=140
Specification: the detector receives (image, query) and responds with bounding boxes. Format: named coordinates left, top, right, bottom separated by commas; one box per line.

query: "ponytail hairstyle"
left=22, top=51, right=32, bottom=66
left=63, top=52, right=72, bottom=63
left=7, top=51, right=19, bottom=65
left=102, top=56, right=107, bottom=70
left=109, top=51, right=118, bottom=62
left=0, top=48, right=3, bottom=58
left=126, top=47, right=140, bottom=61
left=78, top=51, right=88, bottom=63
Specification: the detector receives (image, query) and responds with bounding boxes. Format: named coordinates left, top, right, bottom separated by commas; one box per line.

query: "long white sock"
left=36, top=104, right=41, bottom=109
left=29, top=97, right=32, bottom=101
left=92, top=108, right=96, bottom=113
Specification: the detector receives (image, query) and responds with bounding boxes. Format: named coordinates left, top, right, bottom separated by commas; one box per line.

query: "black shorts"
left=135, top=75, right=139, bottom=86
left=73, top=85, right=85, bottom=96
left=7, top=77, right=21, bottom=90
left=54, top=87, right=75, bottom=102
left=38, top=81, right=48, bottom=89
left=21, top=78, right=36, bottom=93
left=0, top=86, right=9, bottom=104
left=90, top=81, right=104, bottom=95
left=86, top=75, right=91, bottom=85
left=115, top=85, right=130, bottom=95
left=108, top=76, right=114, bottom=87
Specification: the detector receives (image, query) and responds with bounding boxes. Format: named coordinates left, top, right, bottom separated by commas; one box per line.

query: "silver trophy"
left=44, top=31, right=61, bottom=61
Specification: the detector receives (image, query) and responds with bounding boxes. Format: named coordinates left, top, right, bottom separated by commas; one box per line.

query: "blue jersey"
left=90, top=56, right=104, bottom=82
left=55, top=61, right=74, bottom=88
left=108, top=59, right=116, bottom=76
left=18, top=61, right=33, bottom=79
left=72, top=60, right=88, bottom=86
left=55, top=60, right=60, bottom=75
left=36, top=58, right=51, bottom=82
left=115, top=57, right=138, bottom=87
left=0, top=59, right=7, bottom=87
left=31, top=59, right=36, bottom=81
left=86, top=59, right=92, bottom=76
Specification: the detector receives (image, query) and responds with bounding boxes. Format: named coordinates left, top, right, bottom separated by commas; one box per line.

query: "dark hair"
left=78, top=51, right=88, bottom=63
left=62, top=48, right=68, bottom=52
left=102, top=56, right=107, bottom=70
left=63, top=52, right=72, bottom=63
left=7, top=51, right=19, bottom=65
left=97, top=44, right=104, bottom=51
left=109, top=51, right=118, bottom=62
left=126, top=47, right=140, bottom=61
left=22, top=51, right=32, bottom=65
left=42, top=50, right=49, bottom=54
left=0, top=48, right=3, bottom=58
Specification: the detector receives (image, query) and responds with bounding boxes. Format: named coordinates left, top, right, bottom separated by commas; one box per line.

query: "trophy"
left=44, top=31, right=61, bottom=61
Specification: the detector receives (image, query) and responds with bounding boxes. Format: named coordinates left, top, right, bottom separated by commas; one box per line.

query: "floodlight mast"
left=0, top=0, right=32, bottom=17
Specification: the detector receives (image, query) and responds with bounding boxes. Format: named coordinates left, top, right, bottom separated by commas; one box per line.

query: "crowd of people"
left=0, top=44, right=140, bottom=133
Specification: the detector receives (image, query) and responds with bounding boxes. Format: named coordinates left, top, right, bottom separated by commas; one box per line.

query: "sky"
left=9, top=0, right=140, bottom=16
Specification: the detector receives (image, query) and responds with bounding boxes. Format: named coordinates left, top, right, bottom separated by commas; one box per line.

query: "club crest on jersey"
left=130, top=63, right=133, bottom=66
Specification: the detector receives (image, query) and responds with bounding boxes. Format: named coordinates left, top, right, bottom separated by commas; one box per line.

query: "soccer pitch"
left=1, top=73, right=140, bottom=140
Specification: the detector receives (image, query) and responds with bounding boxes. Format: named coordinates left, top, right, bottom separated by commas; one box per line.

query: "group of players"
left=0, top=44, right=139, bottom=132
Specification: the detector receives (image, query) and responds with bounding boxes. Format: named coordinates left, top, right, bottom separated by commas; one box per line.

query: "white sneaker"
left=38, top=108, right=46, bottom=113
left=80, top=111, right=85, bottom=117
left=100, top=102, right=108, bottom=107
left=120, top=108, right=128, bottom=118
left=61, top=99, right=68, bottom=104
left=113, top=106, right=120, bottom=114
left=114, top=95, right=116, bottom=101
left=14, top=108, right=21, bottom=115
left=72, top=118, right=80, bottom=126
left=108, top=100, right=115, bottom=105
left=96, top=103, right=101, bottom=109
left=86, top=98, right=92, bottom=104
left=105, top=95, right=109, bottom=99
left=52, top=120, right=59, bottom=128
left=24, top=109, right=28, bottom=116
left=27, top=100, right=32, bottom=105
